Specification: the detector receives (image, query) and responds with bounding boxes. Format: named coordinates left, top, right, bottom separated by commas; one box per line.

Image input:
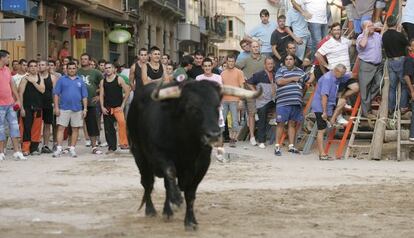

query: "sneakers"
left=99, top=142, right=108, bottom=147
left=258, top=143, right=266, bottom=149
left=288, top=144, right=300, bottom=154
left=0, top=153, right=5, bottom=161
left=215, top=147, right=226, bottom=162
left=268, top=118, right=277, bottom=126
left=53, top=146, right=63, bottom=158
left=69, top=147, right=77, bottom=158
left=13, top=151, right=27, bottom=160
left=409, top=138, right=414, bottom=142
left=30, top=150, right=41, bottom=156
left=337, top=115, right=348, bottom=125
left=92, top=147, right=103, bottom=155
left=41, top=146, right=53, bottom=154
left=274, top=145, right=282, bottom=156
left=250, top=137, right=257, bottom=146
left=229, top=139, right=236, bottom=148
left=85, top=140, right=91, bottom=147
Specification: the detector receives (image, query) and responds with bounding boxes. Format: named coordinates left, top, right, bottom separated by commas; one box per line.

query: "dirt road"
left=1, top=142, right=414, bottom=237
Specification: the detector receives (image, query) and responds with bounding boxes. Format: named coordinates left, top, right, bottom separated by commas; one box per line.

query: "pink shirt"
left=195, top=73, right=223, bottom=85
left=0, top=66, right=14, bottom=106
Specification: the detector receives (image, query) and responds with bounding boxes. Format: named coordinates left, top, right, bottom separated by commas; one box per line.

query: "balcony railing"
left=123, top=0, right=139, bottom=12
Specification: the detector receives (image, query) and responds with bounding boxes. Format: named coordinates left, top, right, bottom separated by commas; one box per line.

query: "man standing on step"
left=356, top=20, right=383, bottom=119
left=383, top=16, right=409, bottom=116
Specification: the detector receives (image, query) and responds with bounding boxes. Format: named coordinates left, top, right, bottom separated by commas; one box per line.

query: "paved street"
left=1, top=142, right=414, bottom=237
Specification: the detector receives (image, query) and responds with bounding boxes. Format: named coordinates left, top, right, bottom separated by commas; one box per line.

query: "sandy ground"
left=1, top=142, right=414, bottom=238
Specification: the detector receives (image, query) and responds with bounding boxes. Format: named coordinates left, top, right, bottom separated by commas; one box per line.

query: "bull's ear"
left=151, top=86, right=181, bottom=101
left=221, top=85, right=262, bottom=99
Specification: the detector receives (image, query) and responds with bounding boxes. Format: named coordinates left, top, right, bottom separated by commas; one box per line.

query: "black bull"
left=127, top=80, right=261, bottom=230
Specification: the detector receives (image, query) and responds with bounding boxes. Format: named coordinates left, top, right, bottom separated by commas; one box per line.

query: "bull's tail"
left=138, top=194, right=146, bottom=211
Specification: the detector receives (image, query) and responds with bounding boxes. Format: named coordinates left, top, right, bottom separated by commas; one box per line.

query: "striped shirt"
left=275, top=66, right=306, bottom=108
left=317, top=36, right=352, bottom=73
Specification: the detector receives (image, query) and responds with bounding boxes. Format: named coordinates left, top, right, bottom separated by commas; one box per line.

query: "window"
left=228, top=19, right=233, bottom=38
left=86, top=30, right=103, bottom=60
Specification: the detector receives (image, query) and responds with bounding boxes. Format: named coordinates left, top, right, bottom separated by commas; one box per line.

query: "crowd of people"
left=1, top=0, right=414, bottom=161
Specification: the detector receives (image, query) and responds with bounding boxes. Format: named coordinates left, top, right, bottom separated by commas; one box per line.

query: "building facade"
left=137, top=0, right=185, bottom=63
left=216, top=0, right=245, bottom=57
left=0, top=0, right=140, bottom=66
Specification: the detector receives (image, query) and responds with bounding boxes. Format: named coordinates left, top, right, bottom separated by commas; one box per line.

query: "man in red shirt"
left=0, top=50, right=27, bottom=160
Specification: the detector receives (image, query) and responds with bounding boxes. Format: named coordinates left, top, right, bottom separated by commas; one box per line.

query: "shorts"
left=338, top=78, right=358, bottom=93
left=85, top=107, right=100, bottom=137
left=57, top=110, right=83, bottom=128
left=0, top=105, right=20, bottom=140
left=276, top=105, right=303, bottom=123
left=42, top=107, right=54, bottom=124
left=376, top=0, right=386, bottom=9
left=314, top=112, right=328, bottom=130
left=245, top=99, right=257, bottom=114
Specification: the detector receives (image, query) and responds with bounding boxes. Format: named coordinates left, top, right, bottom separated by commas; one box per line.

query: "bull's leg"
left=141, top=170, right=157, bottom=217
left=134, top=148, right=157, bottom=217
left=162, top=177, right=174, bottom=220
left=164, top=166, right=183, bottom=207
left=184, top=190, right=198, bottom=231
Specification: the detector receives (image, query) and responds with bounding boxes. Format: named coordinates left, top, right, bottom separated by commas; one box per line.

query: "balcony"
left=144, top=0, right=185, bottom=17
left=202, top=16, right=226, bottom=43
left=178, top=22, right=200, bottom=43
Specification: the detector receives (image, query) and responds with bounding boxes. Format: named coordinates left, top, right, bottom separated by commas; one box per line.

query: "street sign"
left=0, top=18, right=25, bottom=41
left=1, top=0, right=27, bottom=12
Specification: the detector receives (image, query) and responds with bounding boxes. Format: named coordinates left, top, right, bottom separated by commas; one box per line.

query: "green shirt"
left=78, top=68, right=103, bottom=107
left=117, top=73, right=129, bottom=85
left=173, top=67, right=188, bottom=82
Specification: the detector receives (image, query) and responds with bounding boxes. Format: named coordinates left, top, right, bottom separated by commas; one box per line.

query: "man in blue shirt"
left=244, top=9, right=278, bottom=57
left=53, top=61, right=88, bottom=158
left=274, top=53, right=309, bottom=156
left=311, top=64, right=350, bottom=160
left=236, top=39, right=251, bottom=65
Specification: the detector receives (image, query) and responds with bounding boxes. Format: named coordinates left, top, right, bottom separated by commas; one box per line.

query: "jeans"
left=308, top=23, right=328, bottom=58
left=353, top=15, right=372, bottom=34
left=0, top=105, right=20, bottom=141
left=388, top=58, right=409, bottom=112
left=222, top=101, right=239, bottom=132
left=296, top=35, right=310, bottom=61
left=256, top=101, right=276, bottom=143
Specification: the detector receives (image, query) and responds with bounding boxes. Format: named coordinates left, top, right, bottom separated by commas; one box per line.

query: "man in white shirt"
left=291, top=0, right=329, bottom=58
left=12, top=59, right=28, bottom=89
left=315, top=22, right=359, bottom=125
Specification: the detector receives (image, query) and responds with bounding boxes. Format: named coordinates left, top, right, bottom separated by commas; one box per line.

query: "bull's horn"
left=151, top=86, right=181, bottom=101
left=221, top=85, right=262, bottom=99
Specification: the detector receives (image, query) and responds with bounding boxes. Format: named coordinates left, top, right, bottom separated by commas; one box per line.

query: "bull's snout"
left=202, top=130, right=221, bottom=144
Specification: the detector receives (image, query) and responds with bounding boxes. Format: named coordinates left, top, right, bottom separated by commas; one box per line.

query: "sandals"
left=319, top=154, right=331, bottom=161
left=92, top=147, right=103, bottom=155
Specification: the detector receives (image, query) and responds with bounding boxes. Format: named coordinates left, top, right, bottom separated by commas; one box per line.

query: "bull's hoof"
left=163, top=203, right=174, bottom=221
left=184, top=222, right=198, bottom=231
left=145, top=206, right=157, bottom=217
